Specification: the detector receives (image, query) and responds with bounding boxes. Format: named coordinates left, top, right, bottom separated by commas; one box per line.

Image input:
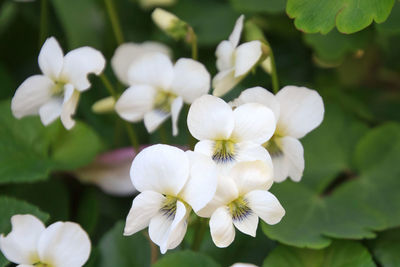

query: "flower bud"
left=92, top=96, right=115, bottom=113
left=152, top=8, right=188, bottom=40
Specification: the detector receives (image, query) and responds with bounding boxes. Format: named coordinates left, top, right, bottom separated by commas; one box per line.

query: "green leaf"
left=369, top=228, right=400, bottom=267
left=154, top=251, right=221, bottom=267
left=263, top=122, right=400, bottom=248
left=263, top=241, right=376, bottom=267
left=376, top=2, right=400, bottom=35
left=76, top=188, right=99, bottom=235
left=286, top=0, right=395, bottom=34
left=229, top=0, right=286, bottom=14
left=303, top=29, right=372, bottom=66
left=98, top=221, right=151, bottom=267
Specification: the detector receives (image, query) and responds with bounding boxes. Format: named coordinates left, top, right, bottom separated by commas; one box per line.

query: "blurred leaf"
left=263, top=240, right=375, bottom=267
left=287, top=0, right=395, bottom=34
left=376, top=1, right=400, bottom=35
left=0, top=1, right=17, bottom=36
left=369, top=228, right=400, bottom=267
left=303, top=29, right=372, bottom=66
left=50, top=0, right=104, bottom=49
left=229, top=0, right=286, bottom=14
left=98, top=221, right=151, bottom=267
left=0, top=100, right=103, bottom=184
left=76, top=187, right=99, bottom=235
left=263, top=122, right=400, bottom=248
left=153, top=250, right=220, bottom=267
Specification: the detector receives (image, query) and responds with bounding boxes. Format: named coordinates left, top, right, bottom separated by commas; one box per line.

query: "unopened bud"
left=152, top=8, right=188, bottom=40
left=92, top=96, right=116, bottom=114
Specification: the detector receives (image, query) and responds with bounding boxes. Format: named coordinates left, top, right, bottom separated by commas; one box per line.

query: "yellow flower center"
left=228, top=196, right=252, bottom=221
left=154, top=90, right=177, bottom=114
left=263, top=136, right=283, bottom=157
left=212, top=140, right=236, bottom=164
left=51, top=81, right=65, bottom=96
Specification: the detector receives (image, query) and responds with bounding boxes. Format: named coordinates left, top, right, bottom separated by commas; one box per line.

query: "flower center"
left=154, top=90, right=177, bottom=114
left=51, top=81, right=65, bottom=96
left=160, top=196, right=178, bottom=220
left=34, top=262, right=51, bottom=267
left=228, top=196, right=252, bottom=221
left=212, top=140, right=236, bottom=164
left=263, top=136, right=283, bottom=158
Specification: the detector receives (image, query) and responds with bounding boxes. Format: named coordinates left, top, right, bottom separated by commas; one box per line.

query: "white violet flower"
left=0, top=214, right=91, bottom=267
left=232, top=86, right=324, bottom=182
left=197, top=161, right=285, bottom=248
left=11, top=37, right=105, bottom=130
left=124, top=144, right=217, bottom=254
left=187, top=94, right=276, bottom=169
left=115, top=52, right=210, bottom=136
left=212, top=15, right=262, bottom=97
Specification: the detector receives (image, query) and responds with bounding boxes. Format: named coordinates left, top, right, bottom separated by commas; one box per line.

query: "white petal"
left=144, top=110, right=170, bottom=133
left=235, top=87, right=280, bottom=119
left=234, top=41, right=262, bottom=77
left=130, top=144, right=189, bottom=196
left=0, top=215, right=45, bottom=265
left=216, top=40, right=235, bottom=71
left=270, top=141, right=289, bottom=183
left=11, top=75, right=54, bottom=119
left=193, top=140, right=214, bottom=158
left=187, top=94, right=234, bottom=140
left=171, top=96, right=183, bottom=136
left=124, top=191, right=165, bottom=235
left=38, top=37, right=64, bottom=80
left=209, top=206, right=235, bottom=248
left=228, top=15, right=244, bottom=47
left=60, top=47, right=106, bottom=91
left=276, top=86, right=324, bottom=138
left=229, top=161, right=273, bottom=196
left=230, top=263, right=258, bottom=267
left=127, top=52, right=174, bottom=89
left=115, top=85, right=156, bottom=122
left=212, top=68, right=241, bottom=97
left=280, top=136, right=304, bottom=182
left=231, top=103, right=276, bottom=144
left=38, top=97, right=63, bottom=126
left=16, top=265, right=35, bottom=267
left=111, top=42, right=172, bottom=86
left=37, top=222, right=91, bottom=267
left=232, top=210, right=258, bottom=237
left=235, top=142, right=273, bottom=168
left=246, top=190, right=285, bottom=225
left=60, top=85, right=80, bottom=130
left=170, top=58, right=210, bottom=103
left=180, top=151, right=218, bottom=212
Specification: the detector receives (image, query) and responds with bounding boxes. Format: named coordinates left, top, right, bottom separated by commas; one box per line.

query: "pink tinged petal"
left=276, top=86, right=325, bottom=139
left=212, top=68, right=241, bottom=97
left=130, top=144, right=190, bottom=196
left=210, top=206, right=235, bottom=248
left=37, top=222, right=91, bottom=267
left=124, top=191, right=165, bottom=235
left=180, top=151, right=218, bottom=212
left=231, top=103, right=276, bottom=144
left=38, top=37, right=64, bottom=80
left=38, top=97, right=63, bottom=126
left=232, top=210, right=259, bottom=237
left=60, top=47, right=106, bottom=91
left=246, top=190, right=285, bottom=225
left=216, top=40, right=235, bottom=71
left=115, top=85, right=157, bottom=122
left=229, top=161, right=273, bottom=196
left=235, top=87, right=280, bottom=119
left=187, top=95, right=235, bottom=140
left=60, top=85, right=80, bottom=130
left=127, top=52, right=174, bottom=89
left=144, top=110, right=170, bottom=134
left=280, top=136, right=305, bottom=182
left=170, top=58, right=210, bottom=103
left=11, top=75, right=54, bottom=119
left=171, top=96, right=183, bottom=136
left=228, top=15, right=244, bottom=47
left=0, top=215, right=45, bottom=265
left=234, top=41, right=262, bottom=77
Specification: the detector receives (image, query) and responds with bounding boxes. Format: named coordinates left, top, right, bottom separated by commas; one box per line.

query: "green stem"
left=104, top=0, right=124, bottom=45
left=268, top=46, right=280, bottom=94
left=124, top=122, right=140, bottom=149
left=39, top=0, right=47, bottom=47
left=191, top=32, right=198, bottom=60
left=191, top=218, right=207, bottom=251
left=100, top=74, right=117, bottom=98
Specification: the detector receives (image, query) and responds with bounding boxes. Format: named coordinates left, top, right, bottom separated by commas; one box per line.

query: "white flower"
left=11, top=37, right=105, bottom=130
left=197, top=161, right=285, bottom=248
left=233, top=86, right=324, bottom=182
left=212, top=15, right=262, bottom=97
left=115, top=52, right=210, bottom=136
left=111, top=42, right=171, bottom=86
left=124, top=144, right=217, bottom=254
left=0, top=214, right=91, bottom=267
left=230, top=264, right=258, bottom=267
left=187, top=94, right=276, bottom=169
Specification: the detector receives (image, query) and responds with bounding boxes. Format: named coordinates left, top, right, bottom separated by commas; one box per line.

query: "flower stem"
left=268, top=46, right=279, bottom=94
left=191, top=217, right=207, bottom=251
left=104, top=0, right=124, bottom=45
left=190, top=30, right=198, bottom=60
left=143, top=232, right=159, bottom=264
left=99, top=74, right=139, bottom=149
left=39, top=0, right=48, bottom=47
